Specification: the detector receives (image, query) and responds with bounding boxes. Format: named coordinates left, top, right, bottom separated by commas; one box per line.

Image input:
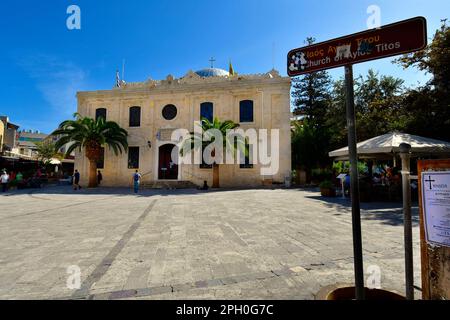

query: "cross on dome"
left=209, top=57, right=216, bottom=68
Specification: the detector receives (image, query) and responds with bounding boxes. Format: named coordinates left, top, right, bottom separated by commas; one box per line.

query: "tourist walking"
left=97, top=170, right=103, bottom=185
left=73, top=170, right=81, bottom=190
left=132, top=170, right=141, bottom=193
left=1, top=171, right=10, bottom=192
left=16, top=171, right=24, bottom=189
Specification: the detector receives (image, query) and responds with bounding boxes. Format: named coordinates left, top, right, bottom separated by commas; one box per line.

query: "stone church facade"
left=75, top=67, right=291, bottom=188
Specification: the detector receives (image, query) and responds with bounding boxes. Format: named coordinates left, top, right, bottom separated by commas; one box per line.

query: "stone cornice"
left=77, top=69, right=291, bottom=99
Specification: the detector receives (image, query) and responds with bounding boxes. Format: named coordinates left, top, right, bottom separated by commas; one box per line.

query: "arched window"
left=129, top=106, right=141, bottom=127
left=200, top=102, right=213, bottom=122
left=239, top=100, right=254, bottom=123
left=95, top=108, right=107, bottom=121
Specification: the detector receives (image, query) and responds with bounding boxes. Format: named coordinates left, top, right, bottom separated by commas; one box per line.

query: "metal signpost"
left=399, top=143, right=413, bottom=299
left=288, top=17, right=427, bottom=300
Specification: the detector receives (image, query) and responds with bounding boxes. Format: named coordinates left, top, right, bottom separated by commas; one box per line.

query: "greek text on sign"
left=422, top=171, right=450, bottom=247
left=287, top=16, right=427, bottom=76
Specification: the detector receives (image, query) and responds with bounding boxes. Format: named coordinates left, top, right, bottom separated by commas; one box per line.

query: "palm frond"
left=52, top=114, right=129, bottom=159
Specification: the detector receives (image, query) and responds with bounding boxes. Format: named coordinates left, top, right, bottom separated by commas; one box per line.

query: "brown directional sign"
left=287, top=16, right=427, bottom=76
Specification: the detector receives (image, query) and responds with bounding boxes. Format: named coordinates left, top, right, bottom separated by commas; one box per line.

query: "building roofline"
left=7, top=123, right=19, bottom=129
left=77, top=70, right=291, bottom=98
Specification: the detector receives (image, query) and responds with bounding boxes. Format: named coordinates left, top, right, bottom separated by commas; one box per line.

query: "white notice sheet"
left=421, top=171, right=450, bottom=247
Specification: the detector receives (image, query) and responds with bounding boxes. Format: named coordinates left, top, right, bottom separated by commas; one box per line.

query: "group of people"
left=2, top=167, right=144, bottom=193
left=372, top=166, right=402, bottom=186
left=1, top=170, right=24, bottom=192
left=72, top=169, right=104, bottom=190
left=72, top=169, right=142, bottom=193
left=2, top=167, right=145, bottom=194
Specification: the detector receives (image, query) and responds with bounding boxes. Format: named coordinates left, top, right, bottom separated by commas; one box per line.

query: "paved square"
left=0, top=187, right=422, bottom=299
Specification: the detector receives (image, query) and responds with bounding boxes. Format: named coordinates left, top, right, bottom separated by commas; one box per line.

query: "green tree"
left=291, top=37, right=333, bottom=127
left=180, top=117, right=242, bottom=188
left=52, top=113, right=128, bottom=188
left=291, top=37, right=334, bottom=178
left=354, top=69, right=405, bottom=141
left=326, top=79, right=347, bottom=149
left=35, top=140, right=57, bottom=165
left=325, top=69, right=406, bottom=151
left=395, top=20, right=450, bottom=141
left=291, top=119, right=330, bottom=182
left=396, top=20, right=450, bottom=92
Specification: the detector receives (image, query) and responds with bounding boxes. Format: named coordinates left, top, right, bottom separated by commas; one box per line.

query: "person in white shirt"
left=1, top=171, right=10, bottom=192
left=132, top=170, right=142, bottom=193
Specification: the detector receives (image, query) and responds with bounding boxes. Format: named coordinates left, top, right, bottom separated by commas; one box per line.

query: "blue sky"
left=0, top=0, right=448, bottom=133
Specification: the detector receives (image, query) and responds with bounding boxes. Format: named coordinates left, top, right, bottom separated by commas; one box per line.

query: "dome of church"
left=195, top=68, right=230, bottom=77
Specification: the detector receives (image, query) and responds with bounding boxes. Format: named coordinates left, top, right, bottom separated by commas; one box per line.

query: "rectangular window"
left=128, top=147, right=139, bottom=169
left=239, top=100, right=254, bottom=123
left=95, top=108, right=107, bottom=121
left=200, top=102, right=213, bottom=122
left=129, top=106, right=141, bottom=127
left=97, top=147, right=105, bottom=169
left=239, top=143, right=254, bottom=169
left=199, top=145, right=212, bottom=169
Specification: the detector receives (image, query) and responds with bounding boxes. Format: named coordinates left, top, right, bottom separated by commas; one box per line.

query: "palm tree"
left=52, top=113, right=128, bottom=188
left=181, top=117, right=244, bottom=188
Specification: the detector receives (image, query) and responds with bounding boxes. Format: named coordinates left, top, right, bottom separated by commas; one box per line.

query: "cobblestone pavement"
left=0, top=186, right=422, bottom=299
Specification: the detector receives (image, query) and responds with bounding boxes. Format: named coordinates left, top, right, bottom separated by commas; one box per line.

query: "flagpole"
left=122, top=59, right=125, bottom=82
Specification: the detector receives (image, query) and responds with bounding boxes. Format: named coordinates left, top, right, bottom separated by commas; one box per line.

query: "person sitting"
left=372, top=173, right=381, bottom=184
left=97, top=170, right=103, bottom=185
left=391, top=167, right=401, bottom=185
left=73, top=170, right=81, bottom=190
left=199, top=180, right=209, bottom=191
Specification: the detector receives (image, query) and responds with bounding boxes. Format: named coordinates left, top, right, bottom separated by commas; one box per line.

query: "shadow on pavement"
left=3, top=185, right=421, bottom=227
left=1, top=184, right=288, bottom=198
left=304, top=192, right=420, bottom=227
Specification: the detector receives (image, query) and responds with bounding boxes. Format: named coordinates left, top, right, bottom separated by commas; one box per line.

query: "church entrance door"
left=158, top=144, right=178, bottom=180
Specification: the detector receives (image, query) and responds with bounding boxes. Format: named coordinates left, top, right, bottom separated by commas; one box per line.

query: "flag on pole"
left=229, top=60, right=235, bottom=76
left=116, top=70, right=121, bottom=87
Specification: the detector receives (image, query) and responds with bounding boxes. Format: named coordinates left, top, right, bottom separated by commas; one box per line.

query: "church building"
left=75, top=65, right=291, bottom=188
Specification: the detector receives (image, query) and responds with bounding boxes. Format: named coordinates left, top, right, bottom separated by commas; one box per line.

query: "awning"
left=329, top=132, right=450, bottom=160
left=49, top=158, right=62, bottom=165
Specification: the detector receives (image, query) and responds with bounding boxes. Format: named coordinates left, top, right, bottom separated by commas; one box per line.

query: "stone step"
left=140, top=180, right=199, bottom=190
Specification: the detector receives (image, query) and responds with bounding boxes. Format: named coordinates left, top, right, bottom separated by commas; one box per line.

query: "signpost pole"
left=288, top=16, right=427, bottom=301
left=399, top=143, right=414, bottom=300
left=344, top=64, right=365, bottom=300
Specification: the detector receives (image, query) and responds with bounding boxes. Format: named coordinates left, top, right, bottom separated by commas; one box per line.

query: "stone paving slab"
left=0, top=186, right=422, bottom=299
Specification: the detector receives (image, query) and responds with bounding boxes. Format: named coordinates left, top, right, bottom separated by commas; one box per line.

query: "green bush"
left=332, top=161, right=367, bottom=175
left=319, top=180, right=334, bottom=189
left=311, top=168, right=333, bottom=182
left=9, top=179, right=18, bottom=188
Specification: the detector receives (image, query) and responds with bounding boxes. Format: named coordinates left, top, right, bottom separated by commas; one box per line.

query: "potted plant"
left=8, top=179, right=18, bottom=191
left=319, top=180, right=336, bottom=197
left=316, top=284, right=405, bottom=300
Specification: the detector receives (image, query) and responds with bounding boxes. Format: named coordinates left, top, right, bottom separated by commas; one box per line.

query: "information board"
left=418, top=160, right=450, bottom=300
left=421, top=171, right=450, bottom=247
